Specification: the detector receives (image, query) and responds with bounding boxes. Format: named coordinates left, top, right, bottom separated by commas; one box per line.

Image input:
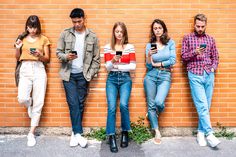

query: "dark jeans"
left=63, top=72, right=88, bottom=134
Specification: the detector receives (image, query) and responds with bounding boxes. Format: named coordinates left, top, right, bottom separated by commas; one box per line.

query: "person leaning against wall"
left=181, top=14, right=220, bottom=148
left=144, top=19, right=176, bottom=145
left=14, top=15, right=50, bottom=147
left=104, top=22, right=136, bottom=153
left=56, top=8, right=100, bottom=148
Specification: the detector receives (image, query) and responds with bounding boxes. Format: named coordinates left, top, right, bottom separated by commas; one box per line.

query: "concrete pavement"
left=0, top=134, right=235, bottom=157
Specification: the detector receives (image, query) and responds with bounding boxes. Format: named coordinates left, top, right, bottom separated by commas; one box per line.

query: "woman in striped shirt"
left=104, top=22, right=136, bottom=153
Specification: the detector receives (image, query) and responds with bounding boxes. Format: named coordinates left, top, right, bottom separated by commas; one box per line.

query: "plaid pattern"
left=181, top=32, right=219, bottom=75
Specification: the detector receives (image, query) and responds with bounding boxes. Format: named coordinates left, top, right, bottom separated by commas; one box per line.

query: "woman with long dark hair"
left=14, top=15, right=50, bottom=147
left=144, top=19, right=176, bottom=144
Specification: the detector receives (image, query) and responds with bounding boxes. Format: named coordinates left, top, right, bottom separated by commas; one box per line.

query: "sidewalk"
left=0, top=135, right=235, bottom=157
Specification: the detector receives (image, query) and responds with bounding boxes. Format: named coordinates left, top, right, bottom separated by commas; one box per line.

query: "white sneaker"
left=197, top=132, right=207, bottom=146
left=75, top=134, right=88, bottom=148
left=206, top=133, right=221, bottom=147
left=70, top=132, right=79, bottom=147
left=27, top=133, right=36, bottom=147
left=28, top=106, right=32, bottom=118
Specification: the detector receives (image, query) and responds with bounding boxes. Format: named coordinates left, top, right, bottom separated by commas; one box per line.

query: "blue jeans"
left=188, top=71, right=215, bottom=135
left=144, top=69, right=171, bottom=129
left=63, top=73, right=88, bottom=134
left=106, top=71, right=132, bottom=135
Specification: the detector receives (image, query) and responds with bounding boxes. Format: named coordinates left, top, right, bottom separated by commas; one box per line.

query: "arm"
left=145, top=44, right=154, bottom=71
left=210, top=38, right=219, bottom=71
left=181, top=35, right=198, bottom=62
left=89, top=37, right=101, bottom=75
left=162, top=40, right=176, bottom=67
left=14, top=39, right=22, bottom=60
left=56, top=31, right=68, bottom=62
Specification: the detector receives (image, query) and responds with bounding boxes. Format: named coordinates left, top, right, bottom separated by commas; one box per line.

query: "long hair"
left=149, top=19, right=170, bottom=45
left=111, top=22, right=129, bottom=50
left=25, top=15, right=41, bottom=35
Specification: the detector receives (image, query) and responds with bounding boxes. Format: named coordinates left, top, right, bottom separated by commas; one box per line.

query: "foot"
left=154, top=129, right=161, bottom=144
left=75, top=134, right=88, bottom=148
left=70, top=132, right=78, bottom=147
left=206, top=133, right=221, bottom=147
left=109, top=135, right=118, bottom=153
left=27, top=133, right=36, bottom=147
left=120, top=131, right=129, bottom=148
left=197, top=132, right=207, bottom=146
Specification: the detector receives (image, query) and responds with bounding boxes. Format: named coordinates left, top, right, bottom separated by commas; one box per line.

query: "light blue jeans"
left=106, top=71, right=132, bottom=135
left=144, top=69, right=171, bottom=129
left=188, top=71, right=215, bottom=135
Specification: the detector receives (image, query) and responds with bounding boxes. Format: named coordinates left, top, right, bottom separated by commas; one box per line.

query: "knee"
left=18, top=98, right=30, bottom=106
left=108, top=105, right=116, bottom=115
left=120, top=103, right=128, bottom=111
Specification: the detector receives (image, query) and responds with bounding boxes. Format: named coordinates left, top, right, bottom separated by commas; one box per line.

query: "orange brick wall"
left=0, top=0, right=236, bottom=128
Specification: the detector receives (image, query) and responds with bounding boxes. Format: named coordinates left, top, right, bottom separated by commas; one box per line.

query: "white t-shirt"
left=71, top=31, right=85, bottom=73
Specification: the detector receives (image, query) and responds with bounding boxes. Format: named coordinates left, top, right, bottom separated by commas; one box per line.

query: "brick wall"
left=0, top=0, right=236, bottom=128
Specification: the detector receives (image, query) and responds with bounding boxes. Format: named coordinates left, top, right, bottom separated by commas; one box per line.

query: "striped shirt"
left=104, top=44, right=136, bottom=72
left=181, top=32, right=219, bottom=75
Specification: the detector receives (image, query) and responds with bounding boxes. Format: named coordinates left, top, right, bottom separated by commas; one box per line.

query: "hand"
left=111, top=55, right=121, bottom=63
left=30, top=49, right=42, bottom=58
left=151, top=58, right=161, bottom=67
left=15, top=39, right=23, bottom=49
left=211, top=68, right=214, bottom=72
left=196, top=47, right=205, bottom=55
left=148, top=48, right=157, bottom=57
left=66, top=53, right=78, bottom=60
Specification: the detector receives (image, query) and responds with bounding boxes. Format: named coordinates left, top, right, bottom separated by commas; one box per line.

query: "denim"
left=63, top=73, right=88, bottom=134
left=106, top=71, right=132, bottom=135
left=188, top=71, right=215, bottom=135
left=144, top=68, right=171, bottom=129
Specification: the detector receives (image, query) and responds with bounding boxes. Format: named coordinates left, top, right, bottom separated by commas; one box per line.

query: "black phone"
left=71, top=51, right=77, bottom=55
left=200, top=44, right=207, bottom=49
left=116, top=51, right=122, bottom=56
left=30, top=48, right=36, bottom=54
left=151, top=43, right=157, bottom=50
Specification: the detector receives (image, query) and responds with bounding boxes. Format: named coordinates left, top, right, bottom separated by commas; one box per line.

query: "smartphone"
left=151, top=43, right=157, bottom=50
left=71, top=51, right=77, bottom=55
left=30, top=48, right=36, bottom=54
left=200, top=44, right=207, bottom=49
left=116, top=51, right=122, bottom=56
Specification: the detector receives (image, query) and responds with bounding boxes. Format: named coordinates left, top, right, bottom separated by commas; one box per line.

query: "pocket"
left=65, top=40, right=72, bottom=51
left=86, top=42, right=94, bottom=52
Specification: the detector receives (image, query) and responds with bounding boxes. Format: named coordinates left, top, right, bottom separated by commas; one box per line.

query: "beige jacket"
left=56, top=27, right=100, bottom=81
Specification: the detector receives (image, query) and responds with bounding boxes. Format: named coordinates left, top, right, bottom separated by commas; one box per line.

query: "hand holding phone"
left=30, top=48, right=36, bottom=54
left=151, top=43, right=157, bottom=50
left=116, top=51, right=122, bottom=56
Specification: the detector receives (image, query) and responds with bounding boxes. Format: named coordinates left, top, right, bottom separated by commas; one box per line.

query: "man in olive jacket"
left=56, top=8, right=100, bottom=148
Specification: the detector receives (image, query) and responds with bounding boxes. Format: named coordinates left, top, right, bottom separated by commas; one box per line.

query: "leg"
left=119, top=76, right=132, bottom=132
left=188, top=71, right=213, bottom=135
left=63, top=74, right=83, bottom=134
left=144, top=73, right=158, bottom=129
left=204, top=72, right=215, bottom=110
left=106, top=75, right=118, bottom=135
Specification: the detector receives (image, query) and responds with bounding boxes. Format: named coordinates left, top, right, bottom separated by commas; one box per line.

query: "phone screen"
left=200, top=44, right=207, bottom=48
left=71, top=51, right=77, bottom=55
left=116, top=51, right=122, bottom=56
left=151, top=43, right=157, bottom=50
left=30, top=48, right=36, bottom=54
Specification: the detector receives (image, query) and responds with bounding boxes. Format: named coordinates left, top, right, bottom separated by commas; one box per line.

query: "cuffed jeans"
left=18, top=61, right=47, bottom=126
left=144, top=69, right=171, bottom=129
left=188, top=71, right=215, bottom=135
left=63, top=72, right=88, bottom=134
left=106, top=71, right=132, bottom=135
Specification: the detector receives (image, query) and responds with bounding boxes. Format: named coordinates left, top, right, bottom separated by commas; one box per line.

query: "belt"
left=155, top=67, right=171, bottom=72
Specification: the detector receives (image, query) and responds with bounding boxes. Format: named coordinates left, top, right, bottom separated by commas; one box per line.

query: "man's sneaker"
left=27, top=133, right=36, bottom=147
left=28, top=105, right=32, bottom=118
left=153, top=129, right=162, bottom=144
left=70, top=132, right=79, bottom=147
left=206, top=133, right=221, bottom=147
left=75, top=133, right=88, bottom=148
left=197, top=132, right=207, bottom=146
